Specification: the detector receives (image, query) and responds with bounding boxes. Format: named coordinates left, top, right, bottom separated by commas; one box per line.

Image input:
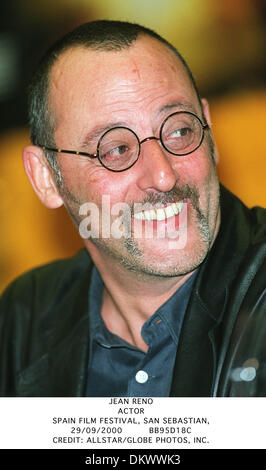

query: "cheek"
left=59, top=157, right=131, bottom=205
left=58, top=158, right=97, bottom=201
left=174, top=150, right=215, bottom=188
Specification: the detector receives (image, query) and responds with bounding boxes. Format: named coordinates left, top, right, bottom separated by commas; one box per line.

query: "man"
left=0, top=20, right=265, bottom=397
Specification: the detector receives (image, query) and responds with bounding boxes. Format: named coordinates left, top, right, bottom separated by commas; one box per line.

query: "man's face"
left=49, top=36, right=220, bottom=278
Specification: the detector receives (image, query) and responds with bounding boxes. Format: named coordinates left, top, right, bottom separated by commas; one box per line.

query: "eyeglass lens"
left=98, top=127, right=139, bottom=171
left=98, top=112, right=203, bottom=171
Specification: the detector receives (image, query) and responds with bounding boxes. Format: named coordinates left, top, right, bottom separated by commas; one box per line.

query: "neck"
left=86, top=242, right=194, bottom=351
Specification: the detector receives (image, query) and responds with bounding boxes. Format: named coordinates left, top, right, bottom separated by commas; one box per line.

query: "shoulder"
left=198, top=187, right=265, bottom=307
left=0, top=249, right=93, bottom=395
left=0, top=249, right=92, bottom=313
left=220, top=185, right=266, bottom=246
left=219, top=186, right=265, bottom=311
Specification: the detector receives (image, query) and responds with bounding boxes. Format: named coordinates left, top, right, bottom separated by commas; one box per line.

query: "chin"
left=121, top=232, right=211, bottom=278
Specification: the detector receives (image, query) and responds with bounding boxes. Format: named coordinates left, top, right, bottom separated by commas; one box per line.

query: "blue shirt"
left=86, top=267, right=197, bottom=397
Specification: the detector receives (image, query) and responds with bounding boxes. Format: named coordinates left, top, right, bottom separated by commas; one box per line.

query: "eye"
left=170, top=127, right=192, bottom=138
left=162, top=122, right=196, bottom=154
left=101, top=144, right=128, bottom=160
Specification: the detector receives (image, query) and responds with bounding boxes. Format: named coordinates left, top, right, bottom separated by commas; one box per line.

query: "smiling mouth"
left=133, top=200, right=185, bottom=221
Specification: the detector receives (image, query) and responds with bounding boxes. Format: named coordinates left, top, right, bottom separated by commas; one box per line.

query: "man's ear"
left=22, top=145, right=64, bottom=209
left=201, top=98, right=219, bottom=164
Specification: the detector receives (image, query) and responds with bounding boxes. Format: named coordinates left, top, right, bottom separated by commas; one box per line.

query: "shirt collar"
left=142, top=270, right=198, bottom=345
left=89, top=266, right=198, bottom=349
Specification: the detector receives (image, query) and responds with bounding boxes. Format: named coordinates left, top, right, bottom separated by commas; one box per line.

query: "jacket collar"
left=170, top=186, right=253, bottom=396
left=194, top=185, right=251, bottom=319
left=172, top=185, right=249, bottom=325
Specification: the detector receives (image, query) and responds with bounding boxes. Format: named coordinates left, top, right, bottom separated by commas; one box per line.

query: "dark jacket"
left=0, top=186, right=265, bottom=396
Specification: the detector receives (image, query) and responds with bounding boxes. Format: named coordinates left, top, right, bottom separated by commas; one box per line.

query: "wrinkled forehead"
left=48, top=36, right=198, bottom=127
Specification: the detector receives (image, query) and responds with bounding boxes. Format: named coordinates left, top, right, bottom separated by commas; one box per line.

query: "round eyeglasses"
left=38, top=111, right=209, bottom=172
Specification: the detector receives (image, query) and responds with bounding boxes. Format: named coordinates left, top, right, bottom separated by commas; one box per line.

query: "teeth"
left=133, top=201, right=184, bottom=221
left=143, top=210, right=152, bottom=221
left=165, top=205, right=175, bottom=218
left=156, top=208, right=165, bottom=221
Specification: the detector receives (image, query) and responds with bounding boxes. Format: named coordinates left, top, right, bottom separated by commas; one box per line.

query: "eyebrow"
left=81, top=101, right=197, bottom=148
left=81, top=121, right=127, bottom=148
left=159, top=101, right=197, bottom=114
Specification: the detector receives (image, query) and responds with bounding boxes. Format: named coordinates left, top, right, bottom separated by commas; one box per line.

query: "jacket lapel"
left=170, top=186, right=252, bottom=397
left=170, top=288, right=227, bottom=396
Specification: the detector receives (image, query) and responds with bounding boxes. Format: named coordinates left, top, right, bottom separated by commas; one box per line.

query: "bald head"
left=28, top=20, right=201, bottom=155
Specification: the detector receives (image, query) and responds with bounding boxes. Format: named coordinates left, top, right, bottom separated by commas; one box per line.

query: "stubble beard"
left=62, top=182, right=219, bottom=280
left=57, top=153, right=220, bottom=280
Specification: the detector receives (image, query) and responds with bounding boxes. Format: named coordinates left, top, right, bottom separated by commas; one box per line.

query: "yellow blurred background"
left=0, top=0, right=265, bottom=292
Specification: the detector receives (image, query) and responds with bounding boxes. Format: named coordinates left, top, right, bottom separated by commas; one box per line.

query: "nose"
left=136, top=137, right=177, bottom=192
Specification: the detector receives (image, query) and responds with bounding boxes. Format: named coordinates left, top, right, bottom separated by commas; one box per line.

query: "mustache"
left=130, top=184, right=200, bottom=213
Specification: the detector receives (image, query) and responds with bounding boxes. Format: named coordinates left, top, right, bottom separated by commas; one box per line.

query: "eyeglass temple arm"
left=38, top=145, right=97, bottom=158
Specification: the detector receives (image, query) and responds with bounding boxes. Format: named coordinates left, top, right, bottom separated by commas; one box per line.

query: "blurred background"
left=0, top=0, right=265, bottom=292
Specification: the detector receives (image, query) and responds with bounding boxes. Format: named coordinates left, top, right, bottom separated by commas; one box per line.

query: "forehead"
left=49, top=36, right=198, bottom=141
